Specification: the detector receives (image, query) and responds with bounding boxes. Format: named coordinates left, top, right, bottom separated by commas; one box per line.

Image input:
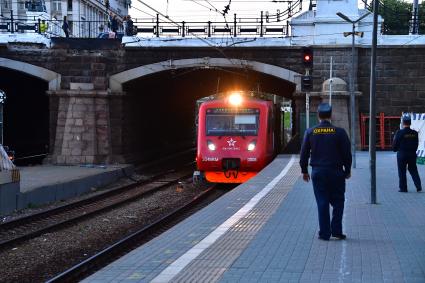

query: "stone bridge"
left=0, top=39, right=424, bottom=164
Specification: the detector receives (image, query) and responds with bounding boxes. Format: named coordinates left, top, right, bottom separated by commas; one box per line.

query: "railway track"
left=0, top=164, right=194, bottom=251
left=46, top=185, right=223, bottom=283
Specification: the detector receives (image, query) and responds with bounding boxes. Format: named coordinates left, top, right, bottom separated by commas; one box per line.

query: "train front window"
left=206, top=108, right=259, bottom=136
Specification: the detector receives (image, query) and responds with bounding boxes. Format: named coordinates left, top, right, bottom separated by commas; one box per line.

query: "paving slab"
left=83, top=152, right=425, bottom=282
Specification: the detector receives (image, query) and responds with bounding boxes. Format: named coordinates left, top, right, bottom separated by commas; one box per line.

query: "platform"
left=0, top=164, right=133, bottom=216
left=83, top=152, right=425, bottom=283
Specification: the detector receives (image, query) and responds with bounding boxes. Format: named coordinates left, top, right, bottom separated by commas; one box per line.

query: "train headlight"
left=228, top=92, right=243, bottom=106
left=247, top=141, right=256, bottom=151
left=207, top=140, right=216, bottom=151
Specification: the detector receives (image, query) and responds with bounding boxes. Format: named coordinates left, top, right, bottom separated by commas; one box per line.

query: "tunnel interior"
left=0, top=68, right=49, bottom=165
left=122, top=67, right=296, bottom=164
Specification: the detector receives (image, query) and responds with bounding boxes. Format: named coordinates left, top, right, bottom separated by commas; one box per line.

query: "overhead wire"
left=133, top=0, right=251, bottom=70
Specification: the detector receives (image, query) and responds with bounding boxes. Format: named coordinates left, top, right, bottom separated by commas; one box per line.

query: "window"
left=206, top=108, right=259, bottom=136
left=52, top=0, right=61, bottom=12
left=67, top=0, right=72, bottom=10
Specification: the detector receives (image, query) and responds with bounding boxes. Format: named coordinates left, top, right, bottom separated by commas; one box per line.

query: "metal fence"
left=0, top=13, right=289, bottom=38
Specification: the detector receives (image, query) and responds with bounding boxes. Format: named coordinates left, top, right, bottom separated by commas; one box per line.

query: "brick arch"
left=0, top=57, right=61, bottom=90
left=109, top=57, right=300, bottom=92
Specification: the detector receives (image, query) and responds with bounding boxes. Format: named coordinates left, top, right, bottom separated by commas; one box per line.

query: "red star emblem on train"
left=227, top=138, right=237, bottom=147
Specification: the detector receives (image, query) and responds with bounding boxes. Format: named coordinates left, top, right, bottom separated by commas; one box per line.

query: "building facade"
left=0, top=0, right=129, bottom=37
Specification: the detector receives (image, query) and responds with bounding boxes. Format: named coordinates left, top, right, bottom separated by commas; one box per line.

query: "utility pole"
left=306, top=92, right=310, bottom=129
left=337, top=11, right=371, bottom=169
left=410, top=0, right=419, bottom=35
left=370, top=0, right=379, bottom=204
left=301, top=47, right=313, bottom=132
left=329, top=56, right=333, bottom=106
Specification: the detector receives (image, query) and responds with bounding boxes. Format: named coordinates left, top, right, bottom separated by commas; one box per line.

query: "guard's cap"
left=317, top=103, right=332, bottom=115
left=402, top=114, right=411, bottom=122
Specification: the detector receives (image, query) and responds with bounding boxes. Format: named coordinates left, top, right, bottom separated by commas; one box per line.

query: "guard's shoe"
left=318, top=235, right=329, bottom=241
left=417, top=188, right=422, bottom=192
left=398, top=190, right=408, bottom=193
left=332, top=234, right=347, bottom=240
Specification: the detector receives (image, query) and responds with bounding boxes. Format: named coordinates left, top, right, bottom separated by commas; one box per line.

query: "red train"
left=194, top=91, right=280, bottom=184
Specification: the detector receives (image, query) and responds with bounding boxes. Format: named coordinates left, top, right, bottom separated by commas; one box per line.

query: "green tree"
left=377, top=0, right=411, bottom=34
left=368, top=0, right=425, bottom=34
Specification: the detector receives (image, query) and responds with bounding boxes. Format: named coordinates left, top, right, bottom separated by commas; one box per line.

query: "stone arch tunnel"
left=115, top=59, right=299, bottom=163
left=0, top=58, right=60, bottom=165
left=1, top=44, right=424, bottom=165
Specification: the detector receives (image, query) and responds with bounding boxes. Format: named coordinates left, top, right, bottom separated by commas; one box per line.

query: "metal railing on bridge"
left=0, top=13, right=289, bottom=38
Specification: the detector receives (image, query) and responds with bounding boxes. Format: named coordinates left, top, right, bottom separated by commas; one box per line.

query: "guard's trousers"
left=397, top=152, right=422, bottom=191
left=311, top=167, right=346, bottom=239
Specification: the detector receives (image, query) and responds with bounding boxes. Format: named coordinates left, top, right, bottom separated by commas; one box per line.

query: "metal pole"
left=351, top=23, right=356, bottom=168
left=0, top=90, right=5, bottom=145
left=306, top=92, right=310, bottom=129
left=411, top=0, right=419, bottom=34
left=10, top=10, right=14, bottom=33
left=234, top=13, right=237, bottom=37
left=260, top=11, right=263, bottom=37
left=329, top=56, right=333, bottom=106
left=369, top=0, right=379, bottom=204
left=0, top=103, right=3, bottom=145
left=156, top=13, right=159, bottom=37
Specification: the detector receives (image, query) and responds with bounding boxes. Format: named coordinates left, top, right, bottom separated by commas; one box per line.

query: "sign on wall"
left=409, top=113, right=425, bottom=158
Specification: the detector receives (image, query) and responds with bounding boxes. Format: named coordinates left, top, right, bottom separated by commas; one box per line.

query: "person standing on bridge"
left=392, top=114, right=422, bottom=193
left=62, top=16, right=70, bottom=38
left=40, top=20, right=48, bottom=34
left=110, top=14, right=118, bottom=38
left=300, top=103, right=352, bottom=241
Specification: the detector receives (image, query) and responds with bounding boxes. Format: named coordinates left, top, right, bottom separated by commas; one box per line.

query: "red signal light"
left=302, top=47, right=313, bottom=68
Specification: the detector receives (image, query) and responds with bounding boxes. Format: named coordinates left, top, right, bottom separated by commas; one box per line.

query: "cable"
left=134, top=0, right=250, bottom=70
left=186, top=0, right=220, bottom=12
left=131, top=4, right=156, bottom=17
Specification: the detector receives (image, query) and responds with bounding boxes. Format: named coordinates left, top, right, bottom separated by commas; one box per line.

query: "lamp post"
left=336, top=11, right=371, bottom=169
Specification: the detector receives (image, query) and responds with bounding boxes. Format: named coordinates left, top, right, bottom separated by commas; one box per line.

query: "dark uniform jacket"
left=392, top=127, right=419, bottom=155
left=300, top=120, right=352, bottom=176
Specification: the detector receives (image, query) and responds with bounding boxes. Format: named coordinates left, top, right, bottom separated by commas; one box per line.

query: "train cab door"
left=267, top=106, right=275, bottom=157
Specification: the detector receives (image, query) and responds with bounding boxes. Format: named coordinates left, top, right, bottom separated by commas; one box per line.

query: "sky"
left=129, top=0, right=324, bottom=22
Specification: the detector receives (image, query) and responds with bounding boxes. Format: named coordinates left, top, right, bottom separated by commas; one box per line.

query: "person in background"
left=110, top=14, right=118, bottom=38
left=39, top=19, right=48, bottom=34
left=62, top=16, right=70, bottom=38
left=122, top=15, right=128, bottom=36
left=392, top=114, right=422, bottom=192
left=126, top=15, right=134, bottom=36
left=300, top=102, right=352, bottom=241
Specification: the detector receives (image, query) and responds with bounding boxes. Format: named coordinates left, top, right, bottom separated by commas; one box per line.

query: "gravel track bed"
left=0, top=177, right=207, bottom=282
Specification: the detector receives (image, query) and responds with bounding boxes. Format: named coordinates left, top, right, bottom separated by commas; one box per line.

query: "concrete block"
left=75, top=119, right=83, bottom=126
left=70, top=83, right=94, bottom=90
left=0, top=182, right=20, bottom=215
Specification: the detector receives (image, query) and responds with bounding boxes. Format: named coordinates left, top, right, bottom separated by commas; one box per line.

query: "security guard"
left=300, top=103, right=352, bottom=241
left=392, top=114, right=422, bottom=192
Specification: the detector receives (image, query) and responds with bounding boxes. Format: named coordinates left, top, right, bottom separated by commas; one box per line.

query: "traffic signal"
left=301, top=75, right=313, bottom=92
left=302, top=47, right=313, bottom=69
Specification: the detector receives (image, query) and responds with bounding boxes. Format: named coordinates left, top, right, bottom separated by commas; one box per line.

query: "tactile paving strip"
left=170, top=160, right=300, bottom=282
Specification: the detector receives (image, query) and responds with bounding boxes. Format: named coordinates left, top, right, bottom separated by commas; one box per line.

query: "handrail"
left=0, top=14, right=290, bottom=38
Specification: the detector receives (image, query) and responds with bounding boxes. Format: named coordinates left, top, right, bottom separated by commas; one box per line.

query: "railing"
left=0, top=13, right=290, bottom=38
left=360, top=113, right=400, bottom=150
